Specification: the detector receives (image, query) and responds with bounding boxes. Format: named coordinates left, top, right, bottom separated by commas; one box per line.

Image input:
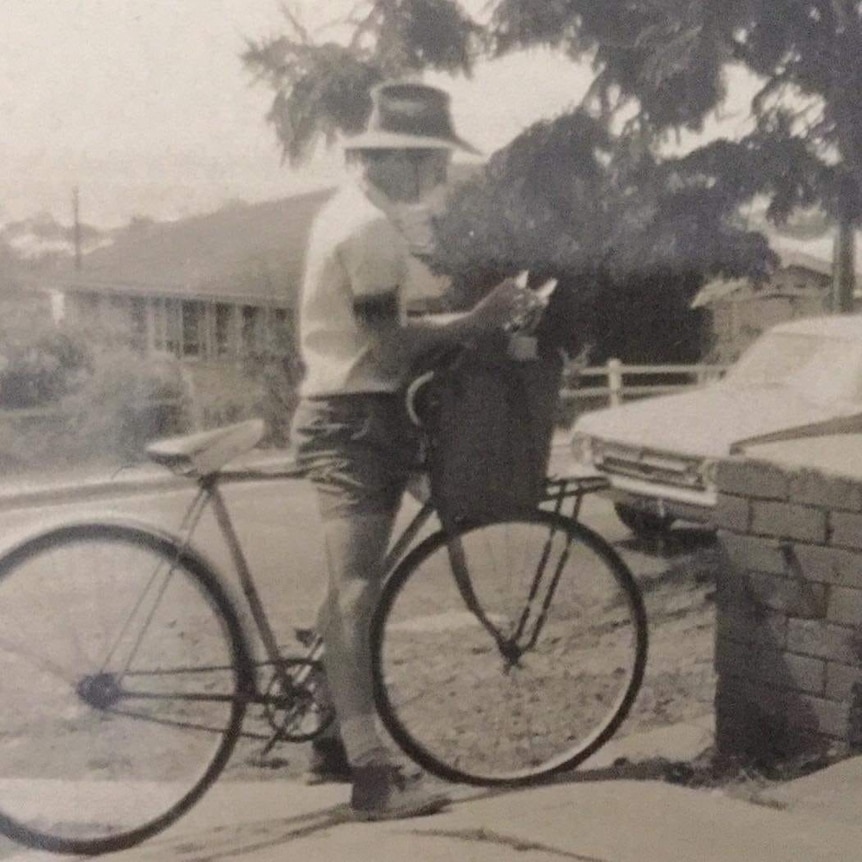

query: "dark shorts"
left=291, top=394, right=422, bottom=520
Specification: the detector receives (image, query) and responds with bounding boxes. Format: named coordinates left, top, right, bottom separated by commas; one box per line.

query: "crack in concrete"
left=139, top=805, right=354, bottom=862
left=412, top=826, right=612, bottom=861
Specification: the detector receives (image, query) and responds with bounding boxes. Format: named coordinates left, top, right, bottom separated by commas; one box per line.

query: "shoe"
left=350, top=761, right=450, bottom=821
left=304, top=736, right=352, bottom=785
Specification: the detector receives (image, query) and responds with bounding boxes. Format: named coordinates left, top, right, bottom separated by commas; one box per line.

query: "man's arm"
left=343, top=217, right=530, bottom=365
left=355, top=280, right=528, bottom=367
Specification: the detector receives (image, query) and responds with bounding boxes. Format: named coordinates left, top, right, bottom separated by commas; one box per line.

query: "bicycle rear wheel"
left=372, top=511, right=647, bottom=786
left=0, top=522, right=252, bottom=855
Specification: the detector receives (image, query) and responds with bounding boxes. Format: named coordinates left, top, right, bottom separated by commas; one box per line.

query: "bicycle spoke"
left=0, top=523, right=249, bottom=854
left=374, top=512, right=648, bottom=785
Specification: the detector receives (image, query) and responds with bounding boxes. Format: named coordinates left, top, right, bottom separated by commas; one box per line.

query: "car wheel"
left=614, top=503, right=674, bottom=538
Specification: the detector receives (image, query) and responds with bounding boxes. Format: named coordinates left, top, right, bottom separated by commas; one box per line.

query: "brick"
left=787, top=618, right=862, bottom=664
left=718, top=531, right=786, bottom=575
left=789, top=469, right=862, bottom=512
left=830, top=511, right=862, bottom=550
left=715, top=676, right=836, bottom=758
left=714, top=494, right=750, bottom=531
left=720, top=676, right=847, bottom=739
left=716, top=605, right=787, bottom=649
left=717, top=458, right=789, bottom=499
left=797, top=694, right=850, bottom=739
left=746, top=572, right=827, bottom=618
left=757, top=649, right=826, bottom=696
left=826, top=662, right=862, bottom=702
left=751, top=501, right=827, bottom=543
left=829, top=586, right=862, bottom=626
left=717, top=636, right=826, bottom=695
left=792, top=544, right=862, bottom=587
left=715, top=562, right=749, bottom=609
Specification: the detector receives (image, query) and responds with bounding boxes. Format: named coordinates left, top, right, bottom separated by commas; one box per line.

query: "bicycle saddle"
left=145, top=419, right=266, bottom=476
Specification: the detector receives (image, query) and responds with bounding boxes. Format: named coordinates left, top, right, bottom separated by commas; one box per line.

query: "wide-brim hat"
left=345, top=81, right=480, bottom=155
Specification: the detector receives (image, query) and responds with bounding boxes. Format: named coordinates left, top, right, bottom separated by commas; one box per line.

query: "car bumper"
left=601, top=474, right=717, bottom=526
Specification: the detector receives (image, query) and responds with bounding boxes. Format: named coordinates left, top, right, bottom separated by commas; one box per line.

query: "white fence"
left=560, top=359, right=727, bottom=407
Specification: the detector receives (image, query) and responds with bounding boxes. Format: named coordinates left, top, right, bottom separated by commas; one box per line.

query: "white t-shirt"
left=298, top=181, right=442, bottom=397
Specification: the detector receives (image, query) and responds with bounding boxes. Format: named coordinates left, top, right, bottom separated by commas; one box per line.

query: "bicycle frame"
left=165, top=463, right=605, bottom=683
left=130, top=454, right=609, bottom=740
left=165, top=464, right=439, bottom=695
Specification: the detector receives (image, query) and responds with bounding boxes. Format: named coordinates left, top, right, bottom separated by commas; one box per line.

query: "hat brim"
left=344, top=130, right=481, bottom=155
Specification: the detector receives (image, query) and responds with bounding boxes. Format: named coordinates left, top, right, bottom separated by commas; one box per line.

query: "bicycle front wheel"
left=372, top=511, right=648, bottom=786
left=0, top=522, right=252, bottom=855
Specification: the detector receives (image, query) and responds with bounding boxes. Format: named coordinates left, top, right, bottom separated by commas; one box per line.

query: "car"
left=569, top=313, right=862, bottom=536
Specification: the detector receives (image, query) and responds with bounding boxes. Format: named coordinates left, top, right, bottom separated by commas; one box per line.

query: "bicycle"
left=0, top=416, right=648, bottom=855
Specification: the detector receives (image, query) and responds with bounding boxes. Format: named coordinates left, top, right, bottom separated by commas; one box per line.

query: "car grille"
left=596, top=443, right=705, bottom=489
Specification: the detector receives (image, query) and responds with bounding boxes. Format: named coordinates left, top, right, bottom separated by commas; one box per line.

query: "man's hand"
left=467, top=278, right=544, bottom=333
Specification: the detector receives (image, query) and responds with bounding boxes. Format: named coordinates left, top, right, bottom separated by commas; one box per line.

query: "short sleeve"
left=338, top=216, right=408, bottom=299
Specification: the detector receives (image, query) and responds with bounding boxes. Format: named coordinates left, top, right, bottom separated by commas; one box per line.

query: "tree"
left=246, top=1, right=842, bottom=355
left=245, top=2, right=862, bottom=188
left=490, top=0, right=862, bottom=309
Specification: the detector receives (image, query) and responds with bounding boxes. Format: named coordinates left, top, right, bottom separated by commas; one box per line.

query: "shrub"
left=0, top=306, right=90, bottom=408
left=58, top=347, right=191, bottom=463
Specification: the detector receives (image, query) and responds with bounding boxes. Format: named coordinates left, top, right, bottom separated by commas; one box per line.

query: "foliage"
left=245, top=1, right=862, bottom=357
left=242, top=322, right=305, bottom=446
left=430, top=109, right=774, bottom=355
left=191, top=322, right=304, bottom=445
left=0, top=292, right=189, bottom=469
left=245, top=0, right=862, bottom=219
left=0, top=297, right=90, bottom=409
left=490, top=0, right=862, bottom=226
left=245, top=1, right=862, bottom=220
left=243, top=1, right=481, bottom=162
left=57, top=347, right=189, bottom=463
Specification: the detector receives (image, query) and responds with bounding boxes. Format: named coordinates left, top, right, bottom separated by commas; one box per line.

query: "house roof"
left=690, top=245, right=862, bottom=308
left=64, top=188, right=335, bottom=306
left=55, top=162, right=484, bottom=308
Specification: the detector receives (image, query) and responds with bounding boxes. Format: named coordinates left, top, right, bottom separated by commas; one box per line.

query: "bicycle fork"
left=445, top=517, right=573, bottom=669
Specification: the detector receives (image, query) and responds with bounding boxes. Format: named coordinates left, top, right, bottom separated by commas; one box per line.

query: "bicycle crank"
left=260, top=657, right=335, bottom=752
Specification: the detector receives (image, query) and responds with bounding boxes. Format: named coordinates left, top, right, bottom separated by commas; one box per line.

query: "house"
left=53, top=189, right=333, bottom=363
left=692, top=246, right=862, bottom=363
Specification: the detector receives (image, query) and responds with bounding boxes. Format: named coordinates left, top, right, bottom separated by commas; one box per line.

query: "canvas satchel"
left=419, top=333, right=563, bottom=530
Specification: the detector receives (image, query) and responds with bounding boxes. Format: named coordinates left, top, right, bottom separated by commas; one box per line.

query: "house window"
left=181, top=301, right=204, bottom=357
left=152, top=299, right=181, bottom=355
left=215, top=304, right=235, bottom=357
left=129, top=298, right=146, bottom=350
left=241, top=305, right=262, bottom=353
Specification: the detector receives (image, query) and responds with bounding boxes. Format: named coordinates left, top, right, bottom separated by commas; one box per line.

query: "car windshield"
left=725, top=331, right=862, bottom=404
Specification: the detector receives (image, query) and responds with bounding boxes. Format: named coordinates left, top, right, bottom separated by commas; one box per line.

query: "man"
left=292, top=80, right=537, bottom=821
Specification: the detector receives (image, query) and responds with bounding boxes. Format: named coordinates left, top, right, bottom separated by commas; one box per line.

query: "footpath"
left=6, top=715, right=862, bottom=862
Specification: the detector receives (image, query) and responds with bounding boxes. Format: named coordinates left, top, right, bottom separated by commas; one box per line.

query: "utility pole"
left=832, top=214, right=856, bottom=314
left=72, top=187, right=82, bottom=271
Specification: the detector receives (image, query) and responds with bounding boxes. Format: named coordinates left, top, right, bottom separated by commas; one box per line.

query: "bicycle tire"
left=0, top=521, right=254, bottom=855
left=371, top=510, right=648, bottom=786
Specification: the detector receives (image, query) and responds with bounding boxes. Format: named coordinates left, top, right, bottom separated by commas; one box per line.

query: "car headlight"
left=698, top=458, right=719, bottom=491
left=571, top=432, right=595, bottom=466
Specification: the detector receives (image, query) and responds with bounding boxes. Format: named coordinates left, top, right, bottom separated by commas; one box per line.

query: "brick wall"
left=715, top=456, right=862, bottom=761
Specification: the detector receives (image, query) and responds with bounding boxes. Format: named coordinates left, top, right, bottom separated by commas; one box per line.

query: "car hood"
left=573, top=384, right=862, bottom=458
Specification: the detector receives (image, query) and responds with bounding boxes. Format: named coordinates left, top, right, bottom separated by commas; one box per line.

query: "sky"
left=0, top=0, right=615, bottom=228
